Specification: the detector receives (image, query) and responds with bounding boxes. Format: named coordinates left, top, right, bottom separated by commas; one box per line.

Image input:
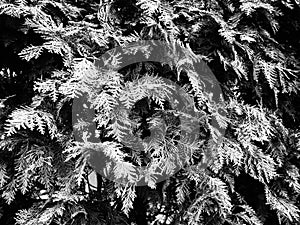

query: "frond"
left=239, top=0, right=276, bottom=16
left=0, top=162, right=9, bottom=188
left=18, top=45, right=44, bottom=61
left=5, top=106, right=58, bottom=139
left=265, top=186, right=300, bottom=223
left=115, top=183, right=136, bottom=216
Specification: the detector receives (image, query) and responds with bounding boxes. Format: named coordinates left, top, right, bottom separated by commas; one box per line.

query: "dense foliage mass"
left=0, top=0, right=300, bottom=224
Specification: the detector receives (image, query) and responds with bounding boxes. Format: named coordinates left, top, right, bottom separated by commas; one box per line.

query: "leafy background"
left=0, top=0, right=300, bottom=224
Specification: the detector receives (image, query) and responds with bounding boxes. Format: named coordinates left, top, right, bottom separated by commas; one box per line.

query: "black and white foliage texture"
left=0, top=0, right=300, bottom=224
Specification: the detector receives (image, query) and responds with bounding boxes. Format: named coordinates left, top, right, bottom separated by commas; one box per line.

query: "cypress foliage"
left=0, top=0, right=300, bottom=224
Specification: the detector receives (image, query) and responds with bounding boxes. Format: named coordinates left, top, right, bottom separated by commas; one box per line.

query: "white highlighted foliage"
left=0, top=0, right=299, bottom=224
